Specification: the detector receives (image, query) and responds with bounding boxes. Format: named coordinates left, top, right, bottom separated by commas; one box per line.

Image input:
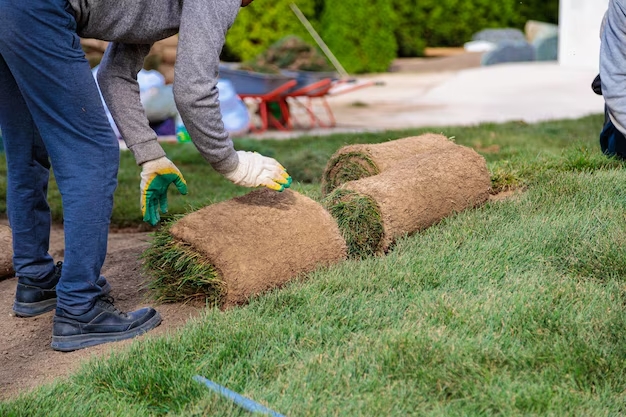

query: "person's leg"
left=0, top=0, right=116, bottom=315
left=0, top=56, right=55, bottom=284
left=0, top=41, right=112, bottom=318
left=0, top=54, right=65, bottom=317
left=0, top=0, right=161, bottom=350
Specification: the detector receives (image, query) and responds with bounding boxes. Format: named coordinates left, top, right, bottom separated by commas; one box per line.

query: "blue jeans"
left=0, top=0, right=120, bottom=314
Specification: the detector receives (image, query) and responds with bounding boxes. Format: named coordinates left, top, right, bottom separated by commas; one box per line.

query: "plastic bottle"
left=175, top=115, right=191, bottom=143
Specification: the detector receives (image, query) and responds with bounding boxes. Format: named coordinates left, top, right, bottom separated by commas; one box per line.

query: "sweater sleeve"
left=97, top=43, right=167, bottom=165
left=601, top=0, right=626, bottom=135
left=173, top=0, right=241, bottom=174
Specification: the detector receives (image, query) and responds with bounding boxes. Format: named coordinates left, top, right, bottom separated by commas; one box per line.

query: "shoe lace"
left=97, top=295, right=128, bottom=317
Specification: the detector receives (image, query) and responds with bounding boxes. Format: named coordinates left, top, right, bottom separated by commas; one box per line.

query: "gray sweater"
left=601, top=0, right=626, bottom=136
left=69, top=0, right=241, bottom=173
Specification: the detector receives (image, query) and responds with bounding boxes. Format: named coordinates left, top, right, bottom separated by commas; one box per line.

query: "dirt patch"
left=489, top=188, right=524, bottom=202
left=0, top=224, right=202, bottom=401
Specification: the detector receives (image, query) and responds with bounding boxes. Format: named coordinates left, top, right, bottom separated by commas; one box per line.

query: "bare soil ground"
left=0, top=225, right=202, bottom=401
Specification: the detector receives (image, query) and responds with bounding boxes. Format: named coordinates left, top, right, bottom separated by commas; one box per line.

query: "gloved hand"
left=223, top=151, right=292, bottom=191
left=140, top=157, right=188, bottom=226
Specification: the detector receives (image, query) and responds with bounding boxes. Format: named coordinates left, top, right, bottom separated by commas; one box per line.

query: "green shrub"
left=514, top=0, right=559, bottom=25
left=396, top=0, right=520, bottom=48
left=391, top=1, right=427, bottom=57
left=222, top=0, right=560, bottom=69
left=319, top=0, right=397, bottom=74
left=391, top=0, right=559, bottom=56
left=224, top=0, right=317, bottom=62
left=223, top=1, right=560, bottom=64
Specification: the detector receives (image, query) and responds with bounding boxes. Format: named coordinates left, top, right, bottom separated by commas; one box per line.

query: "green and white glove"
left=223, top=151, right=292, bottom=191
left=140, top=157, right=188, bottom=226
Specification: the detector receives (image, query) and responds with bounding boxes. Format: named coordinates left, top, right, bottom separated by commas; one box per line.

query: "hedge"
left=318, top=0, right=397, bottom=74
left=222, top=0, right=560, bottom=73
left=224, top=0, right=317, bottom=62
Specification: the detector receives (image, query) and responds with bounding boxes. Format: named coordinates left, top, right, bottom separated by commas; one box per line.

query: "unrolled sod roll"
left=0, top=225, right=13, bottom=279
left=324, top=145, right=491, bottom=258
left=150, top=189, right=347, bottom=307
left=321, top=133, right=458, bottom=195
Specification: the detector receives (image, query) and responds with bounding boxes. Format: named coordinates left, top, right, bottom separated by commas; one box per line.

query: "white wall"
left=558, top=0, right=609, bottom=70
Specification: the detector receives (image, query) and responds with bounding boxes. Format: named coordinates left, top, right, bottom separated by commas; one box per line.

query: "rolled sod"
left=321, top=133, right=458, bottom=196
left=145, top=189, right=347, bottom=306
left=0, top=225, right=13, bottom=279
left=324, top=145, right=491, bottom=257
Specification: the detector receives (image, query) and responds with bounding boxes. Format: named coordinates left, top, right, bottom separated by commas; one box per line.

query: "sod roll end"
left=325, top=145, right=491, bottom=256
left=155, top=189, right=347, bottom=306
left=323, top=189, right=385, bottom=259
left=322, top=133, right=458, bottom=196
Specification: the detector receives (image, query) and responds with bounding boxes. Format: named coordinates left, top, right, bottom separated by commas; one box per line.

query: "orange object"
left=238, top=76, right=377, bottom=132
left=282, top=78, right=335, bottom=129
left=284, top=78, right=378, bottom=130
left=238, top=80, right=297, bottom=133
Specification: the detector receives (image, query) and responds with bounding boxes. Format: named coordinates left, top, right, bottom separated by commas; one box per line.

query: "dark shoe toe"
left=51, top=297, right=161, bottom=352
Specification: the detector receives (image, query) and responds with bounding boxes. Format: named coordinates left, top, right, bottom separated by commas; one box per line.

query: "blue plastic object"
left=534, top=34, right=559, bottom=61
left=193, top=375, right=286, bottom=417
left=481, top=41, right=536, bottom=66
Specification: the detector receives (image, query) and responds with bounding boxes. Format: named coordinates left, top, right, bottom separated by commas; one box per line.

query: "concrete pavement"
left=247, top=61, right=604, bottom=139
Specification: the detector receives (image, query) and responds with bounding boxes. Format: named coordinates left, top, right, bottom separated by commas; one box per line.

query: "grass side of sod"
left=4, top=114, right=626, bottom=415
left=322, top=188, right=385, bottom=259
left=141, top=217, right=225, bottom=304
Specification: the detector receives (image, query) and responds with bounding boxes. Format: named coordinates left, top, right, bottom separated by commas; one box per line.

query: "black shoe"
left=13, top=261, right=111, bottom=318
left=592, top=74, right=602, bottom=96
left=51, top=296, right=162, bottom=352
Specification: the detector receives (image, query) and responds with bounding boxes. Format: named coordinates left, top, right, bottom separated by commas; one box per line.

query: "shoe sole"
left=13, top=281, right=112, bottom=318
left=13, top=298, right=57, bottom=318
left=50, top=312, right=162, bottom=352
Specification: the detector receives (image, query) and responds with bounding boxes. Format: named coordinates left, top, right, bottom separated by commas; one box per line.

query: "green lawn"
left=3, top=114, right=626, bottom=416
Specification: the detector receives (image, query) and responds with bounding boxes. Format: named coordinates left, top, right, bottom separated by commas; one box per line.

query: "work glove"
left=223, top=150, right=292, bottom=191
left=140, top=157, right=188, bottom=226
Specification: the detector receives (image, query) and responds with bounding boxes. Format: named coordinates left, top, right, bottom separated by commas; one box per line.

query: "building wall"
left=558, top=0, right=609, bottom=70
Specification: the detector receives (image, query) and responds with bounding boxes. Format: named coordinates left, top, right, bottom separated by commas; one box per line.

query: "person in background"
left=599, top=1, right=626, bottom=158
left=0, top=0, right=290, bottom=352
